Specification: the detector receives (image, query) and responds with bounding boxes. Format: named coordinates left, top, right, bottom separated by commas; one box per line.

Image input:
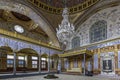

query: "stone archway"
left=0, top=0, right=60, bottom=47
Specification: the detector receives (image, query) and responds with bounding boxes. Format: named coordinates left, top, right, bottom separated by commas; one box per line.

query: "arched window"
left=72, top=37, right=80, bottom=49
left=90, top=20, right=107, bottom=43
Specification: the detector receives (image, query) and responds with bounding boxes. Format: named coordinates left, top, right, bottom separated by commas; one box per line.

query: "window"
left=41, top=58, right=47, bottom=69
left=18, top=56, right=25, bottom=67
left=32, top=56, right=38, bottom=68
left=18, top=56, right=24, bottom=60
left=32, top=61, right=38, bottom=68
left=72, top=37, right=80, bottom=49
left=41, top=58, right=46, bottom=61
left=90, top=20, right=107, bottom=43
left=7, top=55, right=14, bottom=67
left=32, top=56, right=38, bottom=60
left=7, top=59, right=14, bottom=67
left=7, top=55, right=14, bottom=59
left=18, top=60, right=24, bottom=67
left=41, top=61, right=46, bottom=68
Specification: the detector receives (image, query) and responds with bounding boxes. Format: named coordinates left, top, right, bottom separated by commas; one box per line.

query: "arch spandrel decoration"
left=41, top=47, right=48, bottom=54
left=0, top=0, right=60, bottom=47
left=0, top=46, right=13, bottom=52
left=0, top=35, right=60, bottom=55
left=41, top=53, right=48, bottom=58
left=17, top=48, right=38, bottom=55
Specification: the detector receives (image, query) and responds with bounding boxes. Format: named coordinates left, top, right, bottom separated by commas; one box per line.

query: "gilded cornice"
left=59, top=49, right=93, bottom=58
left=27, top=0, right=99, bottom=14
left=0, top=28, right=61, bottom=51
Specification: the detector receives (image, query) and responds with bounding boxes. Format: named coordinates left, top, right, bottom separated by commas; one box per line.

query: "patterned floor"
left=0, top=74, right=120, bottom=80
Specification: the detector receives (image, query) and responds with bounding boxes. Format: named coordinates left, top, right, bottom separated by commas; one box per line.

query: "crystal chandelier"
left=56, top=7, right=75, bottom=44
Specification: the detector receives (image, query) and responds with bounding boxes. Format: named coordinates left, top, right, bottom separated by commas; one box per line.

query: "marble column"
left=13, top=52, right=16, bottom=75
left=84, top=53, right=86, bottom=75
left=98, top=48, right=101, bottom=73
left=38, top=53, right=41, bottom=73
left=58, top=58, right=61, bottom=72
left=48, top=50, right=50, bottom=73
left=114, top=45, right=118, bottom=69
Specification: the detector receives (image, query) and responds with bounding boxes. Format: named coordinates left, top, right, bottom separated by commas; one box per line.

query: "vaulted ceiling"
left=0, top=0, right=119, bottom=48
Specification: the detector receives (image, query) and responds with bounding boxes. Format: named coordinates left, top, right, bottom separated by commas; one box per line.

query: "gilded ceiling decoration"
left=0, top=9, right=49, bottom=43
left=11, top=11, right=31, bottom=21
left=39, top=0, right=86, bottom=8
left=28, top=0, right=100, bottom=14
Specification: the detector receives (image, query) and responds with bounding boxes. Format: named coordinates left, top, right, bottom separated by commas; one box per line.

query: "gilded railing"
left=0, top=28, right=61, bottom=50
left=27, top=0, right=100, bottom=14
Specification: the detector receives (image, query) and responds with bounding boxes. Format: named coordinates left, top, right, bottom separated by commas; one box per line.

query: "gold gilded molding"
left=59, top=49, right=93, bottom=58
left=2, top=10, right=37, bottom=32
left=0, top=28, right=61, bottom=51
left=27, top=0, right=100, bottom=14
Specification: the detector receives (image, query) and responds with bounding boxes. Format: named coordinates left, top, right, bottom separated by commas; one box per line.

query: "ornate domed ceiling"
left=0, top=0, right=119, bottom=48
left=28, top=0, right=99, bottom=14
left=39, top=0, right=86, bottom=8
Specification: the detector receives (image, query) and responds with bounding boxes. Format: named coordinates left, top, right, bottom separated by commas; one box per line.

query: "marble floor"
left=0, top=74, right=120, bottom=80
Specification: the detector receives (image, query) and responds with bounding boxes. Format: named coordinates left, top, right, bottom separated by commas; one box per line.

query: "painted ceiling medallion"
left=14, top=25, right=24, bottom=33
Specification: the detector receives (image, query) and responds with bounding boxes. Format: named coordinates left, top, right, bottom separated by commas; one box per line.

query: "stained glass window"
left=90, top=20, right=107, bottom=43
left=72, top=37, right=80, bottom=49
